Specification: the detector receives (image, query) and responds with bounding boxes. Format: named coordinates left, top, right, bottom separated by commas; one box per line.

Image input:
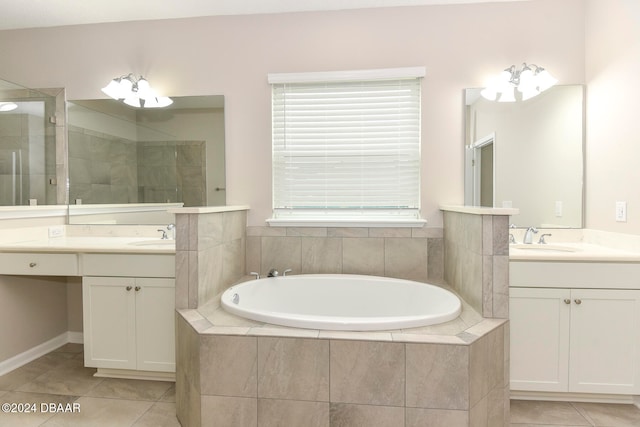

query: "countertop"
left=0, top=236, right=175, bottom=254
left=509, top=242, right=640, bottom=262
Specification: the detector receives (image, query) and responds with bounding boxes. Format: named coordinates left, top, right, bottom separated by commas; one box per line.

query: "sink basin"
left=510, top=244, right=580, bottom=253
left=129, top=239, right=176, bottom=246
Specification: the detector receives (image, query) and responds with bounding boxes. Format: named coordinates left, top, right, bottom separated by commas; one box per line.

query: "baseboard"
left=511, top=390, right=638, bottom=405
left=0, top=330, right=83, bottom=376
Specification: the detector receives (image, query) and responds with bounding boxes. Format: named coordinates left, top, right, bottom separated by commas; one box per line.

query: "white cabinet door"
left=83, top=276, right=175, bottom=373
left=510, top=287, right=571, bottom=392
left=135, top=278, right=175, bottom=372
left=569, top=289, right=640, bottom=394
left=83, top=277, right=137, bottom=370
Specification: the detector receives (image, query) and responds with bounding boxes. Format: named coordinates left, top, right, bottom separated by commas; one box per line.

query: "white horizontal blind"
left=272, top=75, right=421, bottom=220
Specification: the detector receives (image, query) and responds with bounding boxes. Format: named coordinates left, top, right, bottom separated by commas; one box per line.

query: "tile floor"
left=1, top=344, right=640, bottom=426
left=0, top=344, right=179, bottom=427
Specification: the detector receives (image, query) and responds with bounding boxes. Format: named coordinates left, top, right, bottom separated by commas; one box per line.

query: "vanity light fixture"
left=481, top=63, right=557, bottom=102
left=0, top=102, right=18, bottom=112
left=101, top=74, right=173, bottom=108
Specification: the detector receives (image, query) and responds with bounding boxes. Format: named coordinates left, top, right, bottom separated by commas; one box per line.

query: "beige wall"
left=0, top=0, right=586, bottom=227
left=585, top=0, right=640, bottom=233
left=0, top=275, right=68, bottom=362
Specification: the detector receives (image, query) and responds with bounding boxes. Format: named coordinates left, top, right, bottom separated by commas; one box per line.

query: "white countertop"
left=509, top=242, right=640, bottom=262
left=0, top=236, right=175, bottom=254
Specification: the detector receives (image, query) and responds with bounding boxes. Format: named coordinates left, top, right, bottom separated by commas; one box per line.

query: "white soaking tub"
left=220, top=274, right=461, bottom=331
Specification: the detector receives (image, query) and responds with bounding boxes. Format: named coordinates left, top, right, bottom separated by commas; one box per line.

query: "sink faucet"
left=523, top=227, right=539, bottom=244
left=538, top=233, right=552, bottom=244
left=157, top=229, right=168, bottom=239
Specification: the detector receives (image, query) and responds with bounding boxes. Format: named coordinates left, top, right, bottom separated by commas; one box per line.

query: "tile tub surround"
left=172, top=206, right=249, bottom=309
left=245, top=225, right=445, bottom=283
left=442, top=207, right=514, bottom=318
left=176, top=308, right=509, bottom=427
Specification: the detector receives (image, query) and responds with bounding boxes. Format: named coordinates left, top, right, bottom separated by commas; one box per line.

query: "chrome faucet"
left=157, top=229, right=168, bottom=239
left=538, top=233, right=552, bottom=244
left=267, top=268, right=279, bottom=277
left=523, top=227, right=539, bottom=244
left=167, top=223, right=175, bottom=239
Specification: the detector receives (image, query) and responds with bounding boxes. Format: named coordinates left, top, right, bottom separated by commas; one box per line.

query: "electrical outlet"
left=616, top=201, right=627, bottom=222
left=48, top=226, right=64, bottom=238
left=555, top=201, right=563, bottom=217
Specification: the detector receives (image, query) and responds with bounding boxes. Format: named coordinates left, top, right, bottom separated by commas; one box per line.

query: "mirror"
left=0, top=78, right=64, bottom=206
left=67, top=96, right=225, bottom=224
left=464, top=85, right=584, bottom=228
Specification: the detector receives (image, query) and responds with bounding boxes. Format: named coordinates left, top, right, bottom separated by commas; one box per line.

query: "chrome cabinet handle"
left=126, top=286, right=132, bottom=291
left=564, top=299, right=571, bottom=304
left=29, top=262, right=37, bottom=268
left=574, top=299, right=582, bottom=305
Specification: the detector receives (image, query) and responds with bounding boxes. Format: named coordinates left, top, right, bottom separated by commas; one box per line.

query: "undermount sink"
left=510, top=244, right=580, bottom=253
left=129, top=239, right=176, bottom=246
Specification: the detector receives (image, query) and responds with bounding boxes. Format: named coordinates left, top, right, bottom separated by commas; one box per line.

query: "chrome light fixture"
left=481, top=63, right=557, bottom=102
left=0, top=102, right=18, bottom=112
left=101, top=74, right=173, bottom=108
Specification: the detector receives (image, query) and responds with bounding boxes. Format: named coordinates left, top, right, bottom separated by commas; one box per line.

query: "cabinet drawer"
left=0, top=252, right=78, bottom=276
left=81, top=254, right=175, bottom=278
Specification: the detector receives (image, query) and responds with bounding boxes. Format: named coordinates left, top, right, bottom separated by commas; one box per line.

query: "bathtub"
left=220, top=274, right=462, bottom=331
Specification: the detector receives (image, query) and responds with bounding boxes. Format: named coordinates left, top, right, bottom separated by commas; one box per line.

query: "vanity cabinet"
left=510, top=287, right=640, bottom=395
left=82, top=276, right=175, bottom=374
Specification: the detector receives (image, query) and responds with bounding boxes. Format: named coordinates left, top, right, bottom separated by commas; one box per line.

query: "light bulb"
left=480, top=86, right=498, bottom=101
left=498, top=85, right=516, bottom=102
left=136, top=77, right=151, bottom=98
left=0, top=102, right=18, bottom=112
left=536, top=69, right=558, bottom=92
left=123, top=97, right=141, bottom=108
left=101, top=79, right=123, bottom=99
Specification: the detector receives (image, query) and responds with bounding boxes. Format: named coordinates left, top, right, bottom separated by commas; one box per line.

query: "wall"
left=0, top=216, right=77, bottom=369
left=585, top=0, right=640, bottom=233
left=0, top=0, right=586, bottom=227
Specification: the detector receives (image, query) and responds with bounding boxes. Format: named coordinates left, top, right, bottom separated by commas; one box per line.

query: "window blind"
left=271, top=73, right=422, bottom=222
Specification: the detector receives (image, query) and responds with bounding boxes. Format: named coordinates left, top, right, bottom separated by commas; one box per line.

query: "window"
left=268, top=68, right=425, bottom=227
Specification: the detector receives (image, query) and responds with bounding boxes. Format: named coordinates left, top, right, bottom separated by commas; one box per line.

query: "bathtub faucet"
left=267, top=268, right=279, bottom=277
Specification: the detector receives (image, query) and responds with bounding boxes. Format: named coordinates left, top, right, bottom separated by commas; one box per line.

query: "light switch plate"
left=615, top=201, right=627, bottom=222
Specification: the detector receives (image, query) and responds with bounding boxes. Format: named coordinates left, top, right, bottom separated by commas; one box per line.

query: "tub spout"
left=267, top=268, right=279, bottom=277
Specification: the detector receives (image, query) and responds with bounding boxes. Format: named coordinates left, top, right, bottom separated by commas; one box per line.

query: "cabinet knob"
left=135, top=286, right=141, bottom=292
left=564, top=299, right=571, bottom=304
left=574, top=299, right=582, bottom=305
left=126, top=286, right=132, bottom=291
left=29, top=262, right=37, bottom=268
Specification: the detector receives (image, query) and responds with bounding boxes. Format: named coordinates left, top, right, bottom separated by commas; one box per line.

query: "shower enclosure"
left=0, top=78, right=60, bottom=206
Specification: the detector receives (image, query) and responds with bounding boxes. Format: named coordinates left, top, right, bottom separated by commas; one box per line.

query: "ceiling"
left=0, top=0, right=528, bottom=31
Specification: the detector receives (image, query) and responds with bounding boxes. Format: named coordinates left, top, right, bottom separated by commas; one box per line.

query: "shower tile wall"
left=246, top=226, right=444, bottom=283
left=68, top=127, right=206, bottom=206
left=0, top=113, right=53, bottom=205
left=68, top=125, right=138, bottom=204
left=137, top=141, right=205, bottom=206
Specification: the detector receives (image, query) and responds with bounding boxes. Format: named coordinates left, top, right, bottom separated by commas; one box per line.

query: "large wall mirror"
left=67, top=96, right=225, bottom=224
left=464, top=85, right=584, bottom=228
left=0, top=78, right=64, bottom=206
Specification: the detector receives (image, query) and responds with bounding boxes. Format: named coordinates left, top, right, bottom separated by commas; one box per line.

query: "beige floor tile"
left=0, top=391, right=77, bottom=427
left=133, top=402, right=181, bottom=427
left=52, top=343, right=84, bottom=354
left=160, top=385, right=176, bottom=402
left=510, top=400, right=591, bottom=425
left=87, top=378, right=174, bottom=401
left=16, top=364, right=103, bottom=396
left=574, top=402, right=640, bottom=427
left=41, top=396, right=153, bottom=427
